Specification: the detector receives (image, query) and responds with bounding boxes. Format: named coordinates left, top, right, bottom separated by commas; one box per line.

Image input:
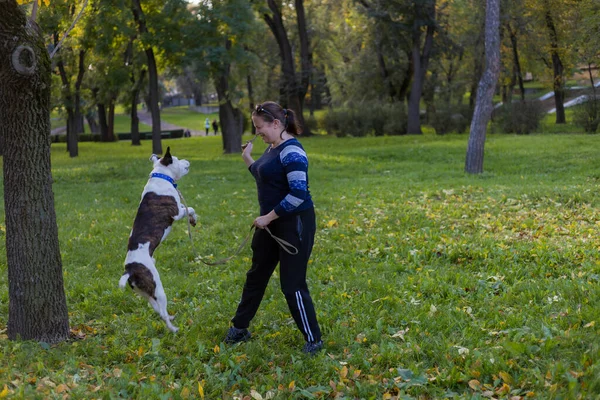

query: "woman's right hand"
left=242, top=141, right=254, bottom=166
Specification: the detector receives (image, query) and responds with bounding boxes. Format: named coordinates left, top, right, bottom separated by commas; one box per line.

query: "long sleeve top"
left=249, top=138, right=313, bottom=218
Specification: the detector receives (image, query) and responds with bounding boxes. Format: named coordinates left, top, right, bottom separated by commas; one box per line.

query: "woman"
left=224, top=101, right=323, bottom=355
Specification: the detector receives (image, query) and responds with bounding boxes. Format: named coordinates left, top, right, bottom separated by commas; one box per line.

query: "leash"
left=177, top=189, right=298, bottom=266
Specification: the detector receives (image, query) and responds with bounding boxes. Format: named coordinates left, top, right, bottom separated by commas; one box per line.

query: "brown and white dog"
left=119, top=147, right=196, bottom=332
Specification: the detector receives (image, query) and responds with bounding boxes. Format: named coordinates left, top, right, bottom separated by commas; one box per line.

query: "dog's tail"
left=118, top=273, right=130, bottom=289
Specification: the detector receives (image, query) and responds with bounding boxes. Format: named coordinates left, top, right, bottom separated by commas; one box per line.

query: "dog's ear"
left=150, top=154, right=160, bottom=162
left=160, top=147, right=173, bottom=166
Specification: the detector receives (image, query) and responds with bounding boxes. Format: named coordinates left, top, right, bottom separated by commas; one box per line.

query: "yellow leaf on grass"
left=198, top=382, right=204, bottom=399
left=468, top=379, right=481, bottom=390
left=326, top=219, right=338, bottom=228
left=0, top=385, right=8, bottom=398
left=213, top=344, right=220, bottom=354
left=584, top=321, right=595, bottom=328
left=340, top=366, right=348, bottom=378
left=180, top=387, right=190, bottom=399
left=288, top=381, right=295, bottom=390
left=499, top=371, right=513, bottom=384
left=496, top=383, right=510, bottom=395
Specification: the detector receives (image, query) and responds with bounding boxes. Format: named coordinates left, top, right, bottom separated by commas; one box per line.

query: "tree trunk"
left=545, top=8, right=565, bottom=124
left=132, top=0, right=162, bottom=154
left=465, top=0, right=500, bottom=174
left=507, top=23, right=525, bottom=101
left=216, top=40, right=242, bottom=154
left=57, top=60, right=79, bottom=157
left=86, top=111, right=99, bottom=134
left=97, top=102, right=109, bottom=141
left=295, top=0, right=312, bottom=135
left=246, top=73, right=256, bottom=135
left=107, top=98, right=116, bottom=142
left=0, top=1, right=70, bottom=343
left=407, top=0, right=436, bottom=134
left=264, top=0, right=309, bottom=134
left=131, top=69, right=146, bottom=146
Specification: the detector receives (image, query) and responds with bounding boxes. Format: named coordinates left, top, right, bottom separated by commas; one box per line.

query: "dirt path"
left=137, top=111, right=207, bottom=137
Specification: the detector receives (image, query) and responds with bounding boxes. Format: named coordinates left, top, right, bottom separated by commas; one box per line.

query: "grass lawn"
left=161, top=106, right=219, bottom=132
left=0, top=133, right=600, bottom=398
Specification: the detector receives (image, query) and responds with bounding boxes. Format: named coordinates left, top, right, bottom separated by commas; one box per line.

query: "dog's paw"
left=169, top=325, right=179, bottom=333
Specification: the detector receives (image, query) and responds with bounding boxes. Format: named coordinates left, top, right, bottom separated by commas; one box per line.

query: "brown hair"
left=252, top=101, right=302, bottom=136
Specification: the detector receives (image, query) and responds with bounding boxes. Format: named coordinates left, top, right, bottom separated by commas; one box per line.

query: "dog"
left=119, top=147, right=196, bottom=332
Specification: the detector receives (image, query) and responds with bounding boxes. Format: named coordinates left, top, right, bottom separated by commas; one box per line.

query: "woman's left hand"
left=254, top=211, right=278, bottom=229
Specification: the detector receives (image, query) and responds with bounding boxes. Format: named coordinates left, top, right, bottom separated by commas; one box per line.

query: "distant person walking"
left=204, top=118, right=210, bottom=136
left=212, top=119, right=219, bottom=135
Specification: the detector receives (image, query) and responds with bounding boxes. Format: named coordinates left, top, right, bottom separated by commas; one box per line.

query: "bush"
left=430, top=104, right=472, bottom=135
left=495, top=100, right=545, bottom=134
left=321, top=102, right=407, bottom=137
left=572, top=91, right=600, bottom=133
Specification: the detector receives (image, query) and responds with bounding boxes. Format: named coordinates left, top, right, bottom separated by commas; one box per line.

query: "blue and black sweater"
left=249, top=138, right=313, bottom=218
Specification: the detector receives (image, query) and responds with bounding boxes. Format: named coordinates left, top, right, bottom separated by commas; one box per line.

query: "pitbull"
left=119, top=147, right=196, bottom=332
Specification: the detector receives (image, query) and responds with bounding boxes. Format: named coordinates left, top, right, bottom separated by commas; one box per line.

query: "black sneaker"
left=302, top=340, right=323, bottom=355
left=224, top=327, right=251, bottom=344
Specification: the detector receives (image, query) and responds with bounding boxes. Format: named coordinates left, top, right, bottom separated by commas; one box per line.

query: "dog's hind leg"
left=149, top=289, right=179, bottom=333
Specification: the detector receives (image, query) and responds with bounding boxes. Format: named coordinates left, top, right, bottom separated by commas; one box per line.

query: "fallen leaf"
left=340, top=366, right=348, bottom=378
left=0, top=385, right=9, bottom=398
left=198, top=382, right=205, bottom=399
left=468, top=379, right=481, bottom=390
left=250, top=389, right=263, bottom=400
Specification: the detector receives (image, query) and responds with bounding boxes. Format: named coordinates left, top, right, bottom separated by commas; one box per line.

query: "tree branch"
left=49, top=0, right=88, bottom=59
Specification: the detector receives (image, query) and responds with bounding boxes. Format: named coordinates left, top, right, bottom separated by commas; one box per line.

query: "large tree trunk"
left=465, top=0, right=500, bottom=174
left=132, top=0, right=162, bottom=154
left=264, top=0, right=309, bottom=134
left=407, top=0, right=436, bottom=134
left=216, top=40, right=242, bottom=153
left=0, top=1, right=70, bottom=343
left=545, top=8, right=565, bottom=124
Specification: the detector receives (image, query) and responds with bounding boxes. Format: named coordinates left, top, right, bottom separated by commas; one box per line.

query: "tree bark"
left=465, top=0, right=500, bottom=174
left=216, top=39, right=243, bottom=153
left=545, top=7, right=565, bottom=124
left=407, top=0, right=436, bottom=134
left=132, top=0, right=162, bottom=154
left=0, top=1, right=70, bottom=343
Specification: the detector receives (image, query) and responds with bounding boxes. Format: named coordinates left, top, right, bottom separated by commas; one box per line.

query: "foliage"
left=572, top=93, right=600, bottom=133
left=494, top=100, right=545, bottom=135
left=429, top=104, right=472, bottom=135
left=321, top=103, right=407, bottom=137
left=0, top=134, right=600, bottom=397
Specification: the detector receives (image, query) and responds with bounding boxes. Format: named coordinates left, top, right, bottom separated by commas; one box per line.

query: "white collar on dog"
left=151, top=173, right=177, bottom=188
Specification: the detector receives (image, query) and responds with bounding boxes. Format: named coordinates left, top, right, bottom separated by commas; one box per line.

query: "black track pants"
left=231, top=208, right=322, bottom=343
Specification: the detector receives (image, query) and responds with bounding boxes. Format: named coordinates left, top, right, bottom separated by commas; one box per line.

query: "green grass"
left=161, top=106, right=219, bottom=132
left=1, top=133, right=600, bottom=398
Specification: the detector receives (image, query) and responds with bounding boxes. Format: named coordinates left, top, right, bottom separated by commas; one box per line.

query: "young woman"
left=224, top=101, right=323, bottom=355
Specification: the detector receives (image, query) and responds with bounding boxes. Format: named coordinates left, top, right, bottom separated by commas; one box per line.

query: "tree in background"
left=261, top=0, right=312, bottom=135
left=465, top=0, right=500, bottom=174
left=189, top=0, right=259, bottom=153
left=0, top=0, right=70, bottom=343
